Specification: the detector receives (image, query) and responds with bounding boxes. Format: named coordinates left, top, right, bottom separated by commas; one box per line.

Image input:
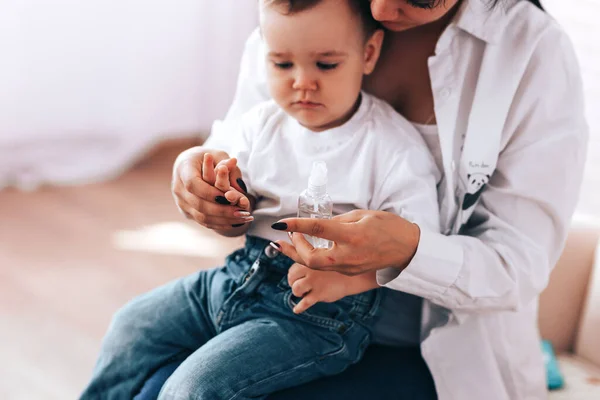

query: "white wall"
left=1, top=0, right=598, bottom=199
left=0, top=0, right=258, bottom=188
left=544, top=0, right=600, bottom=218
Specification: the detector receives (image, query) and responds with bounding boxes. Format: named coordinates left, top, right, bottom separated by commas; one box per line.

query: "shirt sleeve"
left=203, top=27, right=269, bottom=170
left=377, top=24, right=589, bottom=314
left=224, top=28, right=270, bottom=121
left=203, top=105, right=267, bottom=198
left=371, top=141, right=441, bottom=234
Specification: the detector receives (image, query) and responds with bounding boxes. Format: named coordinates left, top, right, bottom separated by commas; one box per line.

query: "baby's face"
left=260, top=0, right=381, bottom=132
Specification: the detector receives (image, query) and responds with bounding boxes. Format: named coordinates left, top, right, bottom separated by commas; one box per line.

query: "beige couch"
left=540, top=218, right=600, bottom=398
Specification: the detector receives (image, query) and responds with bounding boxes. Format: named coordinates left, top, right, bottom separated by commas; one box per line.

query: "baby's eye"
left=274, top=62, right=293, bottom=69
left=316, top=62, right=339, bottom=71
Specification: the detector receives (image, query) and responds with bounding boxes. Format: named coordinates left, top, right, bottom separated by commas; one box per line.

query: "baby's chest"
left=247, top=151, right=380, bottom=213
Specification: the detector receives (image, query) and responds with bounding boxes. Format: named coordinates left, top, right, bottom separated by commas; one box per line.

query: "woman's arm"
left=172, top=29, right=268, bottom=229
left=379, top=24, right=589, bottom=314
left=274, top=24, right=589, bottom=315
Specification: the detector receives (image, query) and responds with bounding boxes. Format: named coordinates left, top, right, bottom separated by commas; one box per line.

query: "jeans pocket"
left=354, top=288, right=383, bottom=323
left=283, top=290, right=351, bottom=333
left=276, top=273, right=290, bottom=291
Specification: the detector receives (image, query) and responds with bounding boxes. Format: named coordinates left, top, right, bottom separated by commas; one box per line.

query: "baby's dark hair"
left=265, top=0, right=381, bottom=38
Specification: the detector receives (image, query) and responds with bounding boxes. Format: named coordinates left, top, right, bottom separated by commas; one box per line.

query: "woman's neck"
left=389, top=0, right=462, bottom=56
left=361, top=1, right=462, bottom=123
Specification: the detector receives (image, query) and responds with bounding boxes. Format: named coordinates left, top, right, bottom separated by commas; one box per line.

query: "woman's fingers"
left=173, top=149, right=257, bottom=230
left=224, top=160, right=248, bottom=194
left=288, top=232, right=340, bottom=271
left=202, top=153, right=216, bottom=185
left=275, top=231, right=341, bottom=271
left=174, top=187, right=253, bottom=225
left=332, top=209, right=365, bottom=223
left=273, top=240, right=306, bottom=266
left=179, top=168, right=225, bottom=204
left=186, top=208, right=236, bottom=231
left=271, top=217, right=345, bottom=242
left=178, top=199, right=253, bottom=226
left=174, top=182, right=202, bottom=211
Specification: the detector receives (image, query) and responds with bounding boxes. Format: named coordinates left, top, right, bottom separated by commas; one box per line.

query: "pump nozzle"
left=309, top=161, right=328, bottom=188
left=298, top=160, right=333, bottom=249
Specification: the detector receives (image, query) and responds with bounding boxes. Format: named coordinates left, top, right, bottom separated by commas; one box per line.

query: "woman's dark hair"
left=268, top=1, right=544, bottom=17
left=409, top=0, right=544, bottom=11
left=494, top=0, right=543, bottom=10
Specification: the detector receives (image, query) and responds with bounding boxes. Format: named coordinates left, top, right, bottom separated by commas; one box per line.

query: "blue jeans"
left=135, top=346, right=437, bottom=400
left=80, top=236, right=381, bottom=399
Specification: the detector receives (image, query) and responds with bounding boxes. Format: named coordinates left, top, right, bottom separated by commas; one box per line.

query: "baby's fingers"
left=225, top=188, right=250, bottom=211
left=224, top=189, right=250, bottom=211
left=214, top=165, right=231, bottom=193
left=293, top=294, right=317, bottom=314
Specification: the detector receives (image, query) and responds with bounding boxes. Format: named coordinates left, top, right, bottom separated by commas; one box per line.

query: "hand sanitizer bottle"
left=297, top=161, right=333, bottom=249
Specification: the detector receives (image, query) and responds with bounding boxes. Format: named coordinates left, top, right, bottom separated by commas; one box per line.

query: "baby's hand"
left=286, top=263, right=355, bottom=314
left=199, top=154, right=254, bottom=233
left=212, top=159, right=251, bottom=212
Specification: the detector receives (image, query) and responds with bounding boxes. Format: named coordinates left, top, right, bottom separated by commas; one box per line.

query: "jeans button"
left=264, top=244, right=279, bottom=259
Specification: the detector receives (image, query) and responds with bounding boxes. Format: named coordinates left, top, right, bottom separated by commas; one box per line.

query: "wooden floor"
left=1, top=139, right=598, bottom=400
left=0, top=141, right=243, bottom=400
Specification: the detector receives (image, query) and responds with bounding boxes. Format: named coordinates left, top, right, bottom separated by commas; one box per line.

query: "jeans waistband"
left=244, top=236, right=380, bottom=321
left=244, top=236, right=295, bottom=272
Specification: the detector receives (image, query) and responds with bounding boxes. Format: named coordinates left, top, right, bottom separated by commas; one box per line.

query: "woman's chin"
left=380, top=21, right=420, bottom=32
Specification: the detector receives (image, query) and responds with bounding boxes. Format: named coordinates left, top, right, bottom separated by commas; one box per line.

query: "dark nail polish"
left=236, top=178, right=248, bottom=193
left=232, top=223, right=245, bottom=228
left=270, top=242, right=281, bottom=249
left=215, top=196, right=230, bottom=205
left=271, top=222, right=288, bottom=231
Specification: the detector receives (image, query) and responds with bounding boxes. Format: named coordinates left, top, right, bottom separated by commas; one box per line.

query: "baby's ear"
left=363, top=29, right=385, bottom=75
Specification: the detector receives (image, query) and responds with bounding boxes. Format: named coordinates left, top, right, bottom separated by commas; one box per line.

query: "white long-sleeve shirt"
left=212, top=0, right=589, bottom=398
left=207, top=93, right=441, bottom=347
left=207, top=93, right=440, bottom=242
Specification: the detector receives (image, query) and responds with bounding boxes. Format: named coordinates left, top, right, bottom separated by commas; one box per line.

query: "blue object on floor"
left=542, top=340, right=565, bottom=390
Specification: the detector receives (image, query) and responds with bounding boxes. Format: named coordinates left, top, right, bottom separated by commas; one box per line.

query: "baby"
left=81, top=0, right=440, bottom=398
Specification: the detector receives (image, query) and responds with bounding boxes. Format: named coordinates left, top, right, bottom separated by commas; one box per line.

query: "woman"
left=156, top=0, right=588, bottom=398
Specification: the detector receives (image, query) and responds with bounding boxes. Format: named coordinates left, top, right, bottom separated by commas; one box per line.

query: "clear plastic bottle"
left=297, top=161, right=333, bottom=249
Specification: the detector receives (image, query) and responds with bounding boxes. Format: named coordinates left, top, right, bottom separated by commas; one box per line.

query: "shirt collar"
left=450, top=0, right=517, bottom=44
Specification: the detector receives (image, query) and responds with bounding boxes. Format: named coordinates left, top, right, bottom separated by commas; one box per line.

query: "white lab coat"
left=215, top=0, right=589, bottom=398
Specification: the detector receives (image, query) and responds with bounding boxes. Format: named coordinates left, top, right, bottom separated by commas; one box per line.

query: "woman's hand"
left=286, top=263, right=379, bottom=314
left=272, top=210, right=421, bottom=276
left=171, top=146, right=254, bottom=231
